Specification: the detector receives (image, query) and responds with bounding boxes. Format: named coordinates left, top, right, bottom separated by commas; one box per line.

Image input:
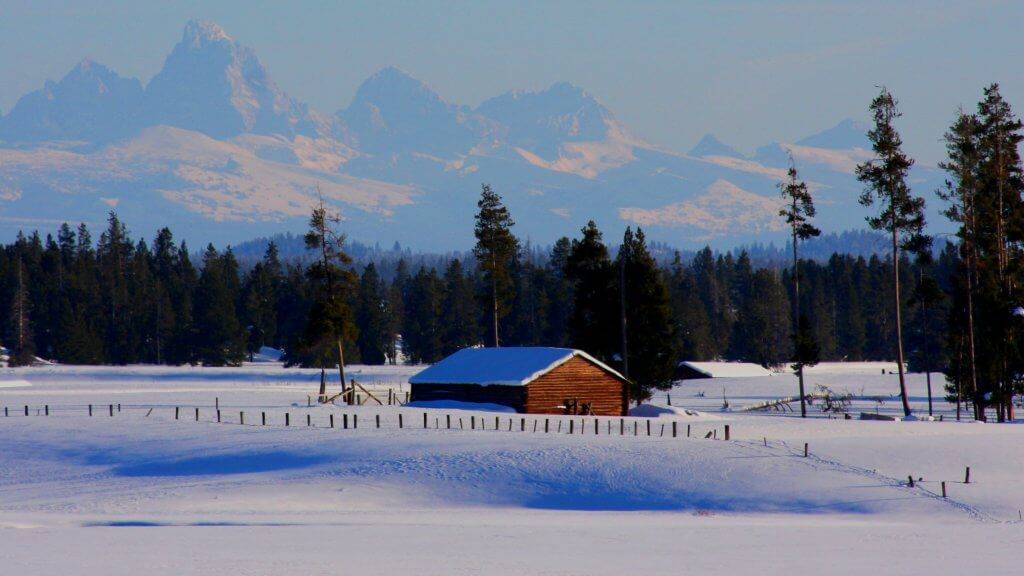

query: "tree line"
left=1, top=84, right=1022, bottom=419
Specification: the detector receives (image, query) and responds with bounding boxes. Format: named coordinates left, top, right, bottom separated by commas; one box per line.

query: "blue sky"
left=1, top=0, right=1019, bottom=163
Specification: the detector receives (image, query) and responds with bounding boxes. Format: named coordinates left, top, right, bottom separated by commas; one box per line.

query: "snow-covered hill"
left=0, top=20, right=949, bottom=250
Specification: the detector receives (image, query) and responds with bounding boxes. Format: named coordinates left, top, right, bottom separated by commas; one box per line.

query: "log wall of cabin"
left=525, top=356, right=628, bottom=416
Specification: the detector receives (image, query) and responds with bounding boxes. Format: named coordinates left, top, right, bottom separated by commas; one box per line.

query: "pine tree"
left=194, top=245, right=245, bottom=366
left=355, top=263, right=389, bottom=365
left=667, top=252, right=713, bottom=360
left=242, top=242, right=283, bottom=360
left=544, top=237, right=573, bottom=347
left=617, top=228, right=676, bottom=403
left=938, top=111, right=983, bottom=417
left=907, top=256, right=948, bottom=416
left=8, top=258, right=35, bottom=366
left=473, top=184, right=519, bottom=347
left=855, top=87, right=930, bottom=417
left=973, top=84, right=1024, bottom=421
left=565, top=221, right=617, bottom=361
left=299, top=198, right=358, bottom=400
left=440, top=259, right=480, bottom=355
left=403, top=267, right=444, bottom=364
left=779, top=157, right=820, bottom=416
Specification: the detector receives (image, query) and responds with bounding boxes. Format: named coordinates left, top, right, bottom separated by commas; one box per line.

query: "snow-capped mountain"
left=0, top=20, right=948, bottom=250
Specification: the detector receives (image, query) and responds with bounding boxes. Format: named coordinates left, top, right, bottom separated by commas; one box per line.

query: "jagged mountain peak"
left=0, top=58, right=143, bottom=143
left=689, top=134, right=743, bottom=158
left=476, top=81, right=617, bottom=156
left=339, top=66, right=489, bottom=156
left=796, top=118, right=871, bottom=150
left=181, top=19, right=233, bottom=47
left=143, top=20, right=317, bottom=139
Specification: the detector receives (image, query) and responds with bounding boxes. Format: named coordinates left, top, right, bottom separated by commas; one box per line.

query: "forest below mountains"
left=0, top=212, right=947, bottom=375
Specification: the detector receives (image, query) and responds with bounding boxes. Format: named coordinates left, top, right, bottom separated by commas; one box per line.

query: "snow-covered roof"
left=410, top=347, right=626, bottom=386
left=678, top=361, right=773, bottom=378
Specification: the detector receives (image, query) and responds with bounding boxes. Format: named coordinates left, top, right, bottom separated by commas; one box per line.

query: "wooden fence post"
left=569, top=420, right=574, bottom=434
left=376, top=414, right=380, bottom=429
left=195, top=407, right=199, bottom=421
left=45, top=405, right=49, bottom=416
left=594, top=419, right=599, bottom=435
left=941, top=481, right=947, bottom=498
left=424, top=412, right=428, bottom=429
left=330, top=414, right=334, bottom=428
left=724, top=425, right=730, bottom=441
left=496, top=416, right=500, bottom=430
left=240, top=412, right=245, bottom=425
left=907, top=475, right=915, bottom=488
left=398, top=414, right=403, bottom=429
left=471, top=416, right=475, bottom=430
left=545, top=419, right=549, bottom=433
left=285, top=413, right=290, bottom=427
left=804, top=443, right=809, bottom=457
left=520, top=418, right=525, bottom=432
left=660, top=423, right=665, bottom=437
left=620, top=419, right=624, bottom=436
left=687, top=424, right=691, bottom=437
left=446, top=414, right=451, bottom=429
left=175, top=406, right=179, bottom=420
left=109, top=404, right=113, bottom=417
left=965, top=467, right=971, bottom=484
left=217, top=409, right=221, bottom=423
left=262, top=412, right=267, bottom=426
left=558, top=420, right=562, bottom=433
left=306, top=414, right=311, bottom=426
left=646, top=420, right=651, bottom=436
left=353, top=414, right=358, bottom=428
left=672, top=422, right=677, bottom=438
left=215, top=397, right=219, bottom=410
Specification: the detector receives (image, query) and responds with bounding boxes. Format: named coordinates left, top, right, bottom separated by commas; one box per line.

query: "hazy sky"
left=1, top=0, right=1020, bottom=163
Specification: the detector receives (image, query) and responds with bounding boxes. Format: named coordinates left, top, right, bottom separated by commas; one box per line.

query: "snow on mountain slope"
left=0, top=126, right=414, bottom=225
left=619, top=179, right=785, bottom=240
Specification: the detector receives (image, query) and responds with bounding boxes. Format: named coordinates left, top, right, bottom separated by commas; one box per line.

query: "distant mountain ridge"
left=0, top=20, right=950, bottom=250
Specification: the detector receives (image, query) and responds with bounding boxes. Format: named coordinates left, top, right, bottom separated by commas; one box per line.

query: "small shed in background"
left=409, top=347, right=629, bottom=416
left=676, top=361, right=773, bottom=380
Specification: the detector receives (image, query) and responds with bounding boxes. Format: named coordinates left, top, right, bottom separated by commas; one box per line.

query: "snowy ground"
left=1, top=362, right=1021, bottom=575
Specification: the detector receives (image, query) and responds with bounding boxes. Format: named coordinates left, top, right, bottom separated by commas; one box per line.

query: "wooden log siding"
left=525, top=356, right=628, bottom=416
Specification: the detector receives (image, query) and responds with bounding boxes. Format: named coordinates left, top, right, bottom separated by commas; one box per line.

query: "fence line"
left=0, top=402, right=734, bottom=443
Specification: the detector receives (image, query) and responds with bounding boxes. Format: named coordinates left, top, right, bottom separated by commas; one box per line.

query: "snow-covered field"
left=1, top=362, right=1021, bottom=575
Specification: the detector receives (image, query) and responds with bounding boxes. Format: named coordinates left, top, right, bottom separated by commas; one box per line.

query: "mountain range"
left=0, top=20, right=949, bottom=250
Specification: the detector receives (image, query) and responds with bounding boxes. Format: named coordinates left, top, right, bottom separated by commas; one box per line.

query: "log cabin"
left=409, top=347, right=629, bottom=416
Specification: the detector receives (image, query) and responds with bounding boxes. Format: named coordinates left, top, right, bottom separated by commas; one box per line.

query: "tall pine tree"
left=855, top=87, right=930, bottom=417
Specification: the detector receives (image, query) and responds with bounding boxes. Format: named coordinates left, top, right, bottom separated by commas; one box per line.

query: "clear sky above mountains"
left=1, top=1, right=1018, bottom=164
